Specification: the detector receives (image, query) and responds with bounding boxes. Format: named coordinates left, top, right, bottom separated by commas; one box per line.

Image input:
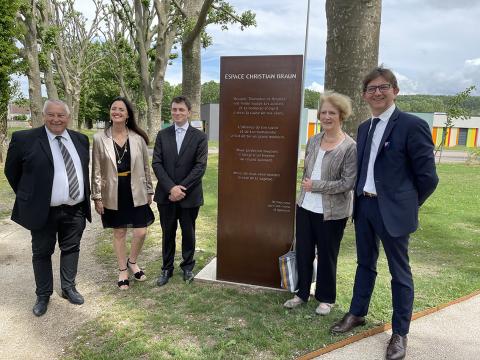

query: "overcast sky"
left=19, top=0, right=480, bottom=97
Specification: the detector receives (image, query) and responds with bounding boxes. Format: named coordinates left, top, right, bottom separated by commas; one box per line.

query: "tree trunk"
left=151, top=102, right=162, bottom=138
left=81, top=90, right=92, bottom=129
left=150, top=0, right=177, bottom=137
left=133, top=0, right=153, bottom=135
left=43, top=55, right=59, bottom=100
left=72, top=92, right=81, bottom=129
left=113, top=0, right=176, bottom=138
left=71, top=75, right=82, bottom=129
left=151, top=0, right=176, bottom=135
left=24, top=5, right=43, bottom=127
left=182, top=38, right=201, bottom=121
left=181, top=0, right=204, bottom=121
left=48, top=0, right=103, bottom=130
left=139, top=61, right=152, bottom=136
left=39, top=1, right=58, bottom=100
left=0, top=103, right=7, bottom=163
left=324, top=0, right=382, bottom=138
left=64, top=92, right=73, bottom=118
left=151, top=77, right=165, bottom=136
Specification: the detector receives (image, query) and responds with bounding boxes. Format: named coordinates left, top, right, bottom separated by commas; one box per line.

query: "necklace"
left=114, top=139, right=128, bottom=164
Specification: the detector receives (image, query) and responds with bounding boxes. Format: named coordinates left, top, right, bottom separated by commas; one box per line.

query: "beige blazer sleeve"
left=127, top=130, right=152, bottom=207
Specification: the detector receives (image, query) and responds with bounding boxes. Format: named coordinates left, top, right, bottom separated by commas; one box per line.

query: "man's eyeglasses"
left=365, top=84, right=392, bottom=94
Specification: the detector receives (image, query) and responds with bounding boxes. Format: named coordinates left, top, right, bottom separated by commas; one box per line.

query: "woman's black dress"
left=101, top=139, right=155, bottom=229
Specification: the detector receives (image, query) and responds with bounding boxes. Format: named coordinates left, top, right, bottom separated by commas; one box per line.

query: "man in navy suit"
left=331, top=67, right=438, bottom=360
left=5, top=100, right=91, bottom=317
left=152, top=96, right=208, bottom=286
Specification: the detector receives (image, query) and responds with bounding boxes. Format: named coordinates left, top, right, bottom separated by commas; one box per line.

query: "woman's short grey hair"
left=42, top=99, right=71, bottom=116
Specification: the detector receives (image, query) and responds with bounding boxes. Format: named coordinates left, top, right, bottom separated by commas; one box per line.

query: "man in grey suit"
left=152, top=96, right=208, bottom=286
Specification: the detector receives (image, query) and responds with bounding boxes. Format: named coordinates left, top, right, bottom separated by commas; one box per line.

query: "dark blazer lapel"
left=178, top=126, right=195, bottom=159
left=376, top=108, right=400, bottom=158
left=356, top=120, right=370, bottom=168
left=166, top=125, right=178, bottom=161
left=38, top=126, right=54, bottom=165
left=67, top=129, right=88, bottom=169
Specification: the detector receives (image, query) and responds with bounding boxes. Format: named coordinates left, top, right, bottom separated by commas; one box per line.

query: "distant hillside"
left=201, top=82, right=480, bottom=115
left=306, top=90, right=480, bottom=115
left=396, top=95, right=480, bottom=115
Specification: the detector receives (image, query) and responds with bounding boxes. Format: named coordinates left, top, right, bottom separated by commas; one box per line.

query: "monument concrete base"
left=195, top=257, right=286, bottom=292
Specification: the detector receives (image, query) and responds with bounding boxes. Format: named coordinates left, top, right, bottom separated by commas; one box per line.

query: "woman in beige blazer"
left=284, top=91, right=357, bottom=314
left=92, top=97, right=154, bottom=290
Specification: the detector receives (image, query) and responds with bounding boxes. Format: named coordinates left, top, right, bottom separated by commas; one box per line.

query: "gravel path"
left=0, top=216, right=109, bottom=360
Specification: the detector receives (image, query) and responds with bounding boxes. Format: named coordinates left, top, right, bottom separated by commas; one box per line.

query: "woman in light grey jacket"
left=284, top=91, right=357, bottom=314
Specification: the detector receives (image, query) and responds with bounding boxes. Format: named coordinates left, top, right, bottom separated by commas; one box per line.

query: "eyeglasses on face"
left=365, top=83, right=392, bottom=94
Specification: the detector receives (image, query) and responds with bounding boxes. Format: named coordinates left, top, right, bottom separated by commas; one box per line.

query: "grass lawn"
left=64, top=160, right=479, bottom=359
left=7, top=126, right=27, bottom=139
left=79, top=128, right=97, bottom=144
left=0, top=159, right=478, bottom=359
left=0, top=164, right=15, bottom=219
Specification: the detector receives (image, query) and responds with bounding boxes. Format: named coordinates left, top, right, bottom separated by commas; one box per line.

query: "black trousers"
left=158, top=204, right=199, bottom=272
left=349, top=196, right=413, bottom=336
left=295, top=206, right=347, bottom=303
left=30, top=204, right=86, bottom=297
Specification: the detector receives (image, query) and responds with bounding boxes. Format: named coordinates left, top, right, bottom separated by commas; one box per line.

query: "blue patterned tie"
left=356, top=118, right=381, bottom=196
left=56, top=136, right=80, bottom=200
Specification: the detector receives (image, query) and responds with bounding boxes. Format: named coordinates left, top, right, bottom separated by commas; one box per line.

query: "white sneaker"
left=315, top=302, right=333, bottom=315
left=283, top=295, right=305, bottom=309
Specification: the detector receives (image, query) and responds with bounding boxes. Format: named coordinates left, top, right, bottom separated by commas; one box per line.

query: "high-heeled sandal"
left=127, top=258, right=147, bottom=281
left=117, top=268, right=130, bottom=289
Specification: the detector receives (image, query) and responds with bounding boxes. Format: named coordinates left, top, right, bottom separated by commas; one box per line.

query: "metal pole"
left=298, top=0, right=312, bottom=162
left=300, top=0, right=311, bottom=113
left=298, top=0, right=310, bottom=162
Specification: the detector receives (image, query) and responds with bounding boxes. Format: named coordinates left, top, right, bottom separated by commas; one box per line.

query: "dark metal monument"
left=217, top=55, right=303, bottom=287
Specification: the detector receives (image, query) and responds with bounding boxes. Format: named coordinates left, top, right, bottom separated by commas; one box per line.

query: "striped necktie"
left=56, top=136, right=80, bottom=200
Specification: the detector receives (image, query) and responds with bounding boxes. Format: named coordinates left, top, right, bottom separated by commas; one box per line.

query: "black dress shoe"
left=386, top=334, right=407, bottom=360
left=157, top=270, right=173, bottom=286
left=183, top=270, right=194, bottom=283
left=61, top=287, right=84, bottom=305
left=33, top=296, right=50, bottom=317
left=330, top=312, right=366, bottom=334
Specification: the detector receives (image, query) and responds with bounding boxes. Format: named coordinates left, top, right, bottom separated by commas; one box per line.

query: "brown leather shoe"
left=330, top=312, right=366, bottom=334
left=386, top=334, right=407, bottom=360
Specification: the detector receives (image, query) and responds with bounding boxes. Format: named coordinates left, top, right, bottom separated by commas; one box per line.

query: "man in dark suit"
left=331, top=67, right=438, bottom=360
left=5, top=99, right=91, bottom=317
left=152, top=95, right=208, bottom=286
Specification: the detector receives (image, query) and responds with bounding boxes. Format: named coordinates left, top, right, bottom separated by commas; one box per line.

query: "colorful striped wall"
left=466, top=128, right=478, bottom=147
left=433, top=127, right=479, bottom=147
left=449, top=128, right=458, bottom=147
left=433, top=127, right=446, bottom=146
